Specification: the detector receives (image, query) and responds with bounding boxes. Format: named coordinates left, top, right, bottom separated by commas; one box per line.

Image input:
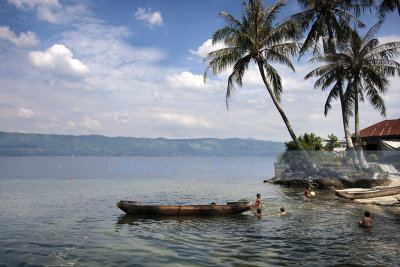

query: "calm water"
left=0, top=157, right=399, bottom=266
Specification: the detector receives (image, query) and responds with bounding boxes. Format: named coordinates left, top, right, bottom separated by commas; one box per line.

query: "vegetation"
left=306, top=22, right=400, bottom=170
left=280, top=133, right=344, bottom=169
left=285, top=133, right=324, bottom=151
left=377, top=0, right=400, bottom=19
left=285, top=133, right=340, bottom=151
left=368, top=153, right=379, bottom=162
left=325, top=134, right=341, bottom=151
left=288, top=0, right=370, bottom=56
left=204, top=0, right=318, bottom=171
left=290, top=0, right=372, bottom=171
left=203, top=0, right=399, bottom=176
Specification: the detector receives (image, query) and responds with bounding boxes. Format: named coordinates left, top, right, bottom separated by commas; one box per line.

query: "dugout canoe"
left=334, top=186, right=400, bottom=199
left=116, top=200, right=252, bottom=215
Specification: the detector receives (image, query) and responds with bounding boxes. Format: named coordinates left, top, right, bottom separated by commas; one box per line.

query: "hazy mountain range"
left=0, top=132, right=284, bottom=157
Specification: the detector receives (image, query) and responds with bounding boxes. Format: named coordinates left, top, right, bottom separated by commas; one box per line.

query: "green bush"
left=325, top=134, right=341, bottom=151
left=368, top=153, right=379, bottom=162
left=285, top=132, right=324, bottom=151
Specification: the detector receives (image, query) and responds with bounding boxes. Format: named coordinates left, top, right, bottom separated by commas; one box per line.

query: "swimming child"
left=252, top=193, right=264, bottom=209
left=359, top=211, right=373, bottom=227
left=279, top=207, right=287, bottom=216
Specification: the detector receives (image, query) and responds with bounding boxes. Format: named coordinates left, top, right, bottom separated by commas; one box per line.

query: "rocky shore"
left=266, top=162, right=400, bottom=206
left=265, top=162, right=394, bottom=190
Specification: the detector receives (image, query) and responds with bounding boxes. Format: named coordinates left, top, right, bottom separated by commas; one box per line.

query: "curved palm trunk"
left=338, top=88, right=361, bottom=171
left=354, top=85, right=371, bottom=170
left=257, top=61, right=318, bottom=172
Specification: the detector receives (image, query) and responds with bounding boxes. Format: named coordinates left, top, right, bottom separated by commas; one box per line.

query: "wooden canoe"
left=117, top=200, right=252, bottom=216
left=334, top=186, right=400, bottom=199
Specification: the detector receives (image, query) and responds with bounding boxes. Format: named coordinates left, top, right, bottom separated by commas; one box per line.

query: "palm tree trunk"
left=257, top=61, right=318, bottom=172
left=339, top=88, right=361, bottom=170
left=354, top=84, right=371, bottom=170
left=326, top=27, right=360, bottom=169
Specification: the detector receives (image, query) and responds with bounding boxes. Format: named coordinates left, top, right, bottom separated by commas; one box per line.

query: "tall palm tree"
left=306, top=22, right=400, bottom=169
left=339, top=22, right=400, bottom=167
left=204, top=0, right=318, bottom=171
left=289, top=0, right=372, bottom=169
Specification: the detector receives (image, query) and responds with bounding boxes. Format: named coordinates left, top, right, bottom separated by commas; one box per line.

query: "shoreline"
left=351, top=176, right=400, bottom=205
left=267, top=175, right=400, bottom=207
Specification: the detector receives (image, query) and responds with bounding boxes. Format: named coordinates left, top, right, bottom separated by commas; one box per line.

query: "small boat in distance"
left=117, top=200, right=252, bottom=216
left=334, top=186, right=400, bottom=199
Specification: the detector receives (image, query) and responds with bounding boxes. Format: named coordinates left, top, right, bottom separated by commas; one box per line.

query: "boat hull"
left=334, top=186, right=400, bottom=199
left=117, top=200, right=252, bottom=215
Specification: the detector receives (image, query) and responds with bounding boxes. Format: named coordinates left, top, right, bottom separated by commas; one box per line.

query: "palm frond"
left=226, top=54, right=252, bottom=108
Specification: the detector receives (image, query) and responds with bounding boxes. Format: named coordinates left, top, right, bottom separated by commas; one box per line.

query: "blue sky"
left=0, top=0, right=399, bottom=142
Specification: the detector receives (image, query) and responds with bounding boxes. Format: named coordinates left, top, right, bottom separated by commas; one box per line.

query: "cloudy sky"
left=0, top=0, right=399, bottom=142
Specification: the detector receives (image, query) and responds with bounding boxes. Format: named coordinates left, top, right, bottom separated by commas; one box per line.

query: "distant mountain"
left=0, top=132, right=284, bottom=156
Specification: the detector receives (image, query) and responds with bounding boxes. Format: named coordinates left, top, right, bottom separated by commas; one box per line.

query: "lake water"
left=0, top=157, right=399, bottom=266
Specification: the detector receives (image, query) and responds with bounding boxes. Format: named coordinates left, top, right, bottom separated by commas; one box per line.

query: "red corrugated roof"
left=352, top=119, right=400, bottom=137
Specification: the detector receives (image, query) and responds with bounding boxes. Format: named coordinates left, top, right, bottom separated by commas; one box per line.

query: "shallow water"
left=0, top=157, right=399, bottom=266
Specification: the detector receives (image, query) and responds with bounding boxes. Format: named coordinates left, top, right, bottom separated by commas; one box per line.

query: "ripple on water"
left=1, top=177, right=400, bottom=266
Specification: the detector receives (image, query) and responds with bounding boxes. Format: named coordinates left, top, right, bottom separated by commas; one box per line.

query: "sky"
left=0, top=0, right=399, bottom=142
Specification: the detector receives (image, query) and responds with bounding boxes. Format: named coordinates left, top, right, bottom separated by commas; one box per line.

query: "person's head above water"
left=280, top=207, right=285, bottom=212
left=306, top=185, right=310, bottom=190
left=256, top=193, right=261, bottom=198
left=364, top=211, right=371, bottom=217
left=257, top=209, right=262, bottom=214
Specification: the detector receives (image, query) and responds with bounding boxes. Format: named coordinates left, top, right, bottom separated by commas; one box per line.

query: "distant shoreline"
left=0, top=131, right=284, bottom=157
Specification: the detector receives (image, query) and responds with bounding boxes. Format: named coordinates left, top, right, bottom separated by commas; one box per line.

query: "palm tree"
left=203, top=0, right=318, bottom=171
left=376, top=0, right=400, bottom=19
left=306, top=22, right=400, bottom=169
left=338, top=22, right=400, bottom=168
left=289, top=0, right=372, bottom=169
left=305, top=58, right=361, bottom=169
left=289, top=0, right=371, bottom=56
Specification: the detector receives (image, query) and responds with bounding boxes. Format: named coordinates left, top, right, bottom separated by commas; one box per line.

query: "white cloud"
left=157, top=113, right=211, bottom=128
left=67, top=121, right=76, bottom=128
left=0, top=26, right=39, bottom=47
left=189, top=39, right=226, bottom=58
left=100, top=111, right=130, bottom=125
left=70, top=106, right=80, bottom=113
left=49, top=115, right=58, bottom=122
left=16, top=108, right=34, bottom=118
left=81, top=116, right=101, bottom=130
left=282, top=76, right=313, bottom=91
left=165, top=71, right=208, bottom=89
left=28, top=44, right=90, bottom=80
left=60, top=22, right=165, bottom=67
left=378, top=34, right=400, bottom=44
left=134, top=7, right=163, bottom=29
left=7, top=0, right=86, bottom=24
left=151, top=90, right=162, bottom=101
left=7, top=0, right=59, bottom=9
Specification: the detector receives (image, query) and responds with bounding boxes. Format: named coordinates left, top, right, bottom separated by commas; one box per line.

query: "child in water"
left=303, top=185, right=313, bottom=203
left=359, top=211, right=373, bottom=227
left=279, top=207, right=287, bottom=216
left=252, top=193, right=264, bottom=209
left=251, top=207, right=262, bottom=217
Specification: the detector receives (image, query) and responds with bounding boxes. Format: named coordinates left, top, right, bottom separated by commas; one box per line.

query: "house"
left=351, top=119, right=400, bottom=160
